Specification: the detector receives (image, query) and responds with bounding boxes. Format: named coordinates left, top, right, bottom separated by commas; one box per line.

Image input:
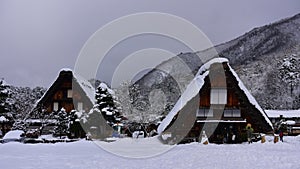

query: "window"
left=210, top=88, right=227, bottom=104
left=67, top=89, right=73, bottom=98
left=223, top=109, right=241, bottom=117
left=197, top=109, right=213, bottom=117
left=232, top=109, right=241, bottom=117
left=197, top=109, right=205, bottom=117
left=224, top=109, right=232, bottom=117
left=78, top=102, right=83, bottom=112
left=53, top=102, right=59, bottom=111
left=207, top=109, right=213, bottom=117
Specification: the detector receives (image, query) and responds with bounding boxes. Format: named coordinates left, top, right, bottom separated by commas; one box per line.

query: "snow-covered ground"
left=1, top=136, right=300, bottom=169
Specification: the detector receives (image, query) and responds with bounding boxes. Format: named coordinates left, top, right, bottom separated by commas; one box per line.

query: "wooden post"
left=261, top=134, right=266, bottom=143
left=274, top=134, right=279, bottom=143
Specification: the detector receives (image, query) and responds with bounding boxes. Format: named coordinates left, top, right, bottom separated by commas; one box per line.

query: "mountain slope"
left=134, top=13, right=300, bottom=111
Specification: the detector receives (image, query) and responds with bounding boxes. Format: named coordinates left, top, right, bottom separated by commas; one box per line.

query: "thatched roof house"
left=158, top=58, right=273, bottom=144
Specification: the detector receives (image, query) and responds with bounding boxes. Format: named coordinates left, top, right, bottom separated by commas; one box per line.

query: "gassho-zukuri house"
left=28, top=69, right=112, bottom=138
left=158, top=58, right=273, bottom=144
left=32, top=68, right=95, bottom=114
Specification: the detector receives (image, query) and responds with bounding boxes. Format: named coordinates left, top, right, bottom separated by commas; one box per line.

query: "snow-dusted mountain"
left=134, top=13, right=300, bottom=111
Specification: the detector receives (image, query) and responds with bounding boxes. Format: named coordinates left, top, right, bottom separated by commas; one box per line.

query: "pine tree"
left=79, top=83, right=121, bottom=139
left=279, top=54, right=300, bottom=96
left=54, top=108, right=69, bottom=138
left=0, top=79, right=12, bottom=121
left=95, top=83, right=120, bottom=124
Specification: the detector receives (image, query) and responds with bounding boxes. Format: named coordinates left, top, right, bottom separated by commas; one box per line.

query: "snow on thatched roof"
left=158, top=58, right=226, bottom=133
left=158, top=57, right=273, bottom=134
left=72, top=71, right=95, bottom=104
left=227, top=65, right=273, bottom=129
left=34, top=68, right=95, bottom=107
left=265, top=110, right=300, bottom=118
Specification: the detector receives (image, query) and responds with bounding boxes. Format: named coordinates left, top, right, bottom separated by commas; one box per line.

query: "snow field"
left=0, top=136, right=299, bottom=169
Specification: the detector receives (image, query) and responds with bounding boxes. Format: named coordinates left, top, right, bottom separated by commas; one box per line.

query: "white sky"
left=0, top=0, right=299, bottom=87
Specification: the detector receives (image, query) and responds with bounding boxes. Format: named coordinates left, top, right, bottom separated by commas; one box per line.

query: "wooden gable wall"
left=37, top=71, right=93, bottom=114
left=198, top=63, right=272, bottom=132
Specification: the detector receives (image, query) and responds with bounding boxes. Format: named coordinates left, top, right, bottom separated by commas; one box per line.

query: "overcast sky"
left=0, top=0, right=299, bottom=88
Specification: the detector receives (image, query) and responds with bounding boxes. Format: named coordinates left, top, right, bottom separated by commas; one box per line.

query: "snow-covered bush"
left=83, top=107, right=113, bottom=139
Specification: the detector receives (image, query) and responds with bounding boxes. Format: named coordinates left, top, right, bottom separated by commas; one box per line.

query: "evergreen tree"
left=80, top=83, right=121, bottom=139
left=54, top=108, right=69, bottom=138
left=0, top=79, right=12, bottom=121
left=95, top=83, right=121, bottom=125
left=279, top=55, right=300, bottom=96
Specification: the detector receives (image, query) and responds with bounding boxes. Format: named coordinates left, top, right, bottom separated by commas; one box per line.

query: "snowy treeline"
left=279, top=54, right=300, bottom=96
left=263, top=53, right=300, bottom=109
left=10, top=86, right=46, bottom=120
left=114, top=81, right=165, bottom=124
left=0, top=79, right=45, bottom=122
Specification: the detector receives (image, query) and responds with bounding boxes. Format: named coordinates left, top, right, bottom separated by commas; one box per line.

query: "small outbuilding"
left=266, top=110, right=300, bottom=135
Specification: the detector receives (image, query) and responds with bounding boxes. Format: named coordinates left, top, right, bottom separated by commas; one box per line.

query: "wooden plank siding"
left=34, top=70, right=93, bottom=114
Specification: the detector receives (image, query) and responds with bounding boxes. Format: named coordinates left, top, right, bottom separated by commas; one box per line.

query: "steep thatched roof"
left=158, top=58, right=273, bottom=134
